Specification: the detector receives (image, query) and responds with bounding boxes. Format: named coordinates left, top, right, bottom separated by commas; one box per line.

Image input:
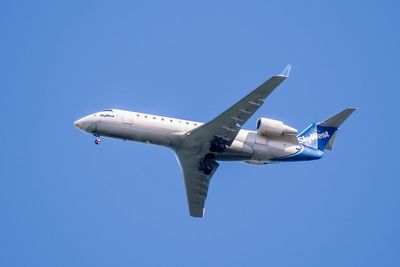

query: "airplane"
left=74, top=65, right=356, bottom=218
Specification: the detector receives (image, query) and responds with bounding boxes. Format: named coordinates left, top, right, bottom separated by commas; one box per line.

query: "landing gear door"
left=122, top=111, right=133, bottom=125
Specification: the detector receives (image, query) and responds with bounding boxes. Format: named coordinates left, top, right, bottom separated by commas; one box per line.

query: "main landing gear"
left=200, top=137, right=228, bottom=175
left=199, top=153, right=216, bottom=175
left=209, top=137, right=228, bottom=153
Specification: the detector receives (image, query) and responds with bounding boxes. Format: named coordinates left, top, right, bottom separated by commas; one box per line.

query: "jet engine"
left=256, top=118, right=298, bottom=136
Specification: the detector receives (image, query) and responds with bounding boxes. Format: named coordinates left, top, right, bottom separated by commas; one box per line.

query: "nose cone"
left=74, top=119, right=82, bottom=129
left=73, top=114, right=98, bottom=133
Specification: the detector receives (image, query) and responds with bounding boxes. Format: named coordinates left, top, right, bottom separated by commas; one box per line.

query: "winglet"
left=278, top=64, right=291, bottom=78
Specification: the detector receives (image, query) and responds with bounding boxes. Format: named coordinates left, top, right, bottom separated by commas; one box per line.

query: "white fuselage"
left=74, top=109, right=301, bottom=164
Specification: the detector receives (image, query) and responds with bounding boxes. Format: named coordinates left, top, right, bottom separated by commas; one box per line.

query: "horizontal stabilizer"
left=317, top=107, right=357, bottom=150
left=318, top=108, right=357, bottom=128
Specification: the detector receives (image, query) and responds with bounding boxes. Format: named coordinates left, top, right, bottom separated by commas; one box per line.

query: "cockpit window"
left=103, top=109, right=113, bottom=112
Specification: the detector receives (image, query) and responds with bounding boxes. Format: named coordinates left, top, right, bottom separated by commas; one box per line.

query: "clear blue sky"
left=1, top=1, right=399, bottom=266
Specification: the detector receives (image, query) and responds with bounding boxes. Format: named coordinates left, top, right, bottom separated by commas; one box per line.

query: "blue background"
left=1, top=1, right=399, bottom=266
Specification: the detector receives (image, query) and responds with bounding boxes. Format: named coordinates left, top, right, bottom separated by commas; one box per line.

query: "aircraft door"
left=122, top=111, right=133, bottom=125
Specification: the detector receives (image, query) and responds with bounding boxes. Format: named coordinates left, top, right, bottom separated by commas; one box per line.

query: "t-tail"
left=297, top=108, right=357, bottom=156
left=274, top=108, right=357, bottom=162
left=271, top=107, right=357, bottom=162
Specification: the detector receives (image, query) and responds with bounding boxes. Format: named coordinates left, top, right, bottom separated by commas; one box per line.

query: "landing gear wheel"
left=95, top=137, right=101, bottom=145
left=204, top=153, right=215, bottom=160
left=209, top=137, right=227, bottom=153
left=203, top=165, right=212, bottom=175
left=199, top=157, right=214, bottom=175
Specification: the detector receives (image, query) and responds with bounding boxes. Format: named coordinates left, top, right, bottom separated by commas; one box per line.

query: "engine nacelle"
left=256, top=118, right=298, bottom=136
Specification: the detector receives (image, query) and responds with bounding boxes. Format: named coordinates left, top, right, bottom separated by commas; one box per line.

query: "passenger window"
left=170, top=119, right=173, bottom=122
left=153, top=117, right=156, bottom=119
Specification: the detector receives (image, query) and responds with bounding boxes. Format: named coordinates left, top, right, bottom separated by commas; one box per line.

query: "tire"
left=203, top=168, right=212, bottom=175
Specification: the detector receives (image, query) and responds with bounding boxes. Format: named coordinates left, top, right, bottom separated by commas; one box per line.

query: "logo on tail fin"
left=298, top=130, right=330, bottom=145
left=297, top=123, right=337, bottom=150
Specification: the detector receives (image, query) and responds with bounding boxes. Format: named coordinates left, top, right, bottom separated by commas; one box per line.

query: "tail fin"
left=297, top=108, right=357, bottom=151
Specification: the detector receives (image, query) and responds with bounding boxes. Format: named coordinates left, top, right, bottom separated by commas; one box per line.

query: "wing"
left=181, top=65, right=291, bottom=149
left=176, top=65, right=291, bottom=217
left=176, top=151, right=219, bottom=218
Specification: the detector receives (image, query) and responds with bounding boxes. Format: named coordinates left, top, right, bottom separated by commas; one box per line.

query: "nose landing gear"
left=93, top=131, right=101, bottom=145
left=95, top=137, right=101, bottom=145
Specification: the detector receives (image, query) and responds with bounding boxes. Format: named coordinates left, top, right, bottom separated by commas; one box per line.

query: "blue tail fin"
left=297, top=108, right=357, bottom=151
left=297, top=123, right=337, bottom=150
